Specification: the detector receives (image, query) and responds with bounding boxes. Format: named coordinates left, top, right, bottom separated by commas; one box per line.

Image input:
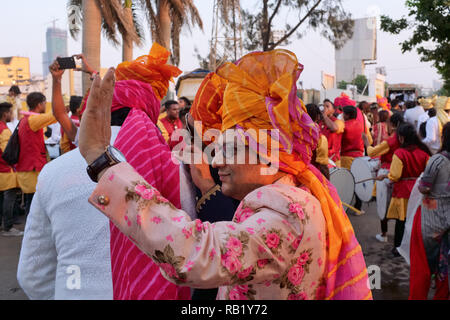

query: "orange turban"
left=376, top=95, right=391, bottom=111
left=190, top=72, right=227, bottom=142
left=115, top=43, right=182, bottom=101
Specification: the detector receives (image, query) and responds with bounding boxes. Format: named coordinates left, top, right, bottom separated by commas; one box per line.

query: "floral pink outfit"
left=90, top=163, right=328, bottom=300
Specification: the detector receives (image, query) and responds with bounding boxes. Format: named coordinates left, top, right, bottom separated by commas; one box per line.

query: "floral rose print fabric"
left=90, top=163, right=327, bottom=300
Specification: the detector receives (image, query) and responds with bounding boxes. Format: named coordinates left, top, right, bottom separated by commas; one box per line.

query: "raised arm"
left=49, top=60, right=78, bottom=141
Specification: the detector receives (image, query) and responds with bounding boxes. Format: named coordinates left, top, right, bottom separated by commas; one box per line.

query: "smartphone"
left=57, top=57, right=76, bottom=70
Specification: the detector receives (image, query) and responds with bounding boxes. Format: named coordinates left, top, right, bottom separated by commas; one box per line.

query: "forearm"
left=89, top=163, right=294, bottom=288
left=52, top=79, right=78, bottom=141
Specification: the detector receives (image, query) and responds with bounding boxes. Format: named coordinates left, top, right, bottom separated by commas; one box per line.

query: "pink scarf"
left=110, top=80, right=190, bottom=300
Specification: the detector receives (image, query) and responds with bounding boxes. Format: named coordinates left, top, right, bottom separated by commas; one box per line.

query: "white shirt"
left=45, top=122, right=62, bottom=145
left=404, top=106, right=425, bottom=129
left=17, top=126, right=121, bottom=300
left=422, top=117, right=441, bottom=154
left=416, top=112, right=430, bottom=133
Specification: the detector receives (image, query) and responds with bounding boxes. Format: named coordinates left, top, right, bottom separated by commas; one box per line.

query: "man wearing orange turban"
left=79, top=49, right=372, bottom=300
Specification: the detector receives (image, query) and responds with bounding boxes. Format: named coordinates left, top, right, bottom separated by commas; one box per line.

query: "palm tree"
left=139, top=0, right=203, bottom=66
left=68, top=1, right=144, bottom=61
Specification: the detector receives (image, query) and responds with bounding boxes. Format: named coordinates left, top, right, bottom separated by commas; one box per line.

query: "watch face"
left=109, top=146, right=127, bottom=162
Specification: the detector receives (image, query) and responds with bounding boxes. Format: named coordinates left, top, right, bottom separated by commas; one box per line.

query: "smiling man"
left=79, top=48, right=372, bottom=300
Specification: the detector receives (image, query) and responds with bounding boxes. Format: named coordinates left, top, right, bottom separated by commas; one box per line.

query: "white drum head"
left=330, top=168, right=355, bottom=207
left=376, top=169, right=391, bottom=220
left=351, top=157, right=377, bottom=202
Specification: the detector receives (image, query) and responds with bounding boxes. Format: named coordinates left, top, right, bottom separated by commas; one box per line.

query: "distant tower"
left=42, top=20, right=68, bottom=77
left=209, top=0, right=243, bottom=71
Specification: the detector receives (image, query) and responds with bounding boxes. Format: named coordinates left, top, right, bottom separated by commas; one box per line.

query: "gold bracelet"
left=196, top=184, right=221, bottom=213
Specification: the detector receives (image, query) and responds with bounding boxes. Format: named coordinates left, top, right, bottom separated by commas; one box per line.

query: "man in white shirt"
left=422, top=97, right=450, bottom=154
left=17, top=124, right=124, bottom=300
left=404, top=100, right=425, bottom=130
left=423, top=116, right=442, bottom=154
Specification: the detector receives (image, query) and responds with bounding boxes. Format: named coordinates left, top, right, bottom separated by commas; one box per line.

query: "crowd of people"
left=0, top=43, right=448, bottom=300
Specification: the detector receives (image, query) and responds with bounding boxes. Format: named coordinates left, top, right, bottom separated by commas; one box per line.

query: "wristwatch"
left=87, top=146, right=127, bottom=183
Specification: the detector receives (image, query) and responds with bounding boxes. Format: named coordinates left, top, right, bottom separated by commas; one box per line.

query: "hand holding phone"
left=57, top=57, right=76, bottom=70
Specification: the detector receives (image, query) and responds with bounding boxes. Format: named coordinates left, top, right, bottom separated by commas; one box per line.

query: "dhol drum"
left=329, top=166, right=355, bottom=211
left=351, top=157, right=380, bottom=202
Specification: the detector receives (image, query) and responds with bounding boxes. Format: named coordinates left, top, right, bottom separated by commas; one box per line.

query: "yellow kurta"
left=340, top=156, right=354, bottom=170
left=157, top=120, right=170, bottom=143
left=0, top=126, right=18, bottom=191
left=386, top=155, right=407, bottom=221
left=316, top=134, right=329, bottom=166
left=16, top=113, right=56, bottom=194
left=60, top=132, right=73, bottom=155
left=367, top=141, right=390, bottom=158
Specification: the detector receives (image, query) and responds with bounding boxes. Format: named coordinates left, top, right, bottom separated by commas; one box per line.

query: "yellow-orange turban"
left=115, top=43, right=182, bottom=101
left=190, top=72, right=227, bottom=142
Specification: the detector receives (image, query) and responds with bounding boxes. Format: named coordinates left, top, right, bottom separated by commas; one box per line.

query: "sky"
left=0, top=0, right=443, bottom=90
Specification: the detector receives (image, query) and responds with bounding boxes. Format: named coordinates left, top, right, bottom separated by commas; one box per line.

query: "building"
left=335, top=17, right=377, bottom=84
left=0, top=57, right=31, bottom=87
left=42, top=27, right=68, bottom=78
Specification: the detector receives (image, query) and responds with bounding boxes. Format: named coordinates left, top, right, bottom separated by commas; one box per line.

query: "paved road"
left=1, top=199, right=419, bottom=300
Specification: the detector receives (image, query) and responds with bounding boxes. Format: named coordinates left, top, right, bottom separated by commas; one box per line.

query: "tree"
left=381, top=0, right=450, bottom=93
left=68, top=0, right=144, bottom=90
left=242, top=0, right=354, bottom=52
left=338, top=80, right=348, bottom=90
left=352, top=75, right=368, bottom=94
left=139, top=0, right=203, bottom=66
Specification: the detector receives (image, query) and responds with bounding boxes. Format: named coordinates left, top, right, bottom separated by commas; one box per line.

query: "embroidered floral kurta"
left=89, top=163, right=327, bottom=300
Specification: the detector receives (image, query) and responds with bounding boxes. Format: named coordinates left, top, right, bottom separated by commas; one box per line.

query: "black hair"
left=9, top=85, right=21, bottom=95
left=179, top=107, right=190, bottom=123
left=179, top=97, right=191, bottom=107
left=441, top=122, right=450, bottom=153
left=389, top=112, right=404, bottom=128
left=391, top=99, right=401, bottom=108
left=306, top=103, right=321, bottom=123
left=370, top=103, right=378, bottom=110
left=343, top=106, right=357, bottom=120
left=164, top=100, right=179, bottom=111
left=111, top=107, right=131, bottom=127
left=379, top=110, right=389, bottom=122
left=405, top=101, right=416, bottom=110
left=397, top=123, right=432, bottom=156
left=323, top=99, right=334, bottom=106
left=69, top=96, right=83, bottom=115
left=26, top=92, right=46, bottom=110
left=428, top=108, right=437, bottom=118
left=357, top=101, right=368, bottom=110
left=0, top=102, right=13, bottom=119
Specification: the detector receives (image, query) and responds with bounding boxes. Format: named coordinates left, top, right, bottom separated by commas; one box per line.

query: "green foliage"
left=352, top=75, right=368, bottom=94
left=381, top=0, right=450, bottom=92
left=242, top=0, right=354, bottom=52
left=337, top=80, right=348, bottom=90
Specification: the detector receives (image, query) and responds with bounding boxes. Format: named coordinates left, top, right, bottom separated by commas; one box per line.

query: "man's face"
left=3, top=109, right=12, bottom=122
left=36, top=100, right=47, bottom=114
left=8, top=90, right=15, bottom=97
left=167, top=103, right=180, bottom=120
left=323, top=101, right=334, bottom=116
left=212, top=132, right=282, bottom=200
